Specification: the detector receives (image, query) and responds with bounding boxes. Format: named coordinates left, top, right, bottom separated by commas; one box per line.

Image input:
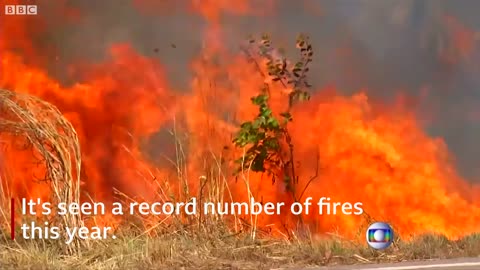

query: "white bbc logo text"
left=4, top=5, right=37, bottom=15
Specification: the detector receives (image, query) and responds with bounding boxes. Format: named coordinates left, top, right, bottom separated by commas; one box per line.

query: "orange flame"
left=1, top=1, right=479, bottom=241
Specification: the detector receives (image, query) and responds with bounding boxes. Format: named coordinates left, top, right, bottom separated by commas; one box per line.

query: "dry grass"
left=0, top=88, right=479, bottom=270
left=0, top=227, right=479, bottom=270
left=0, top=88, right=83, bottom=253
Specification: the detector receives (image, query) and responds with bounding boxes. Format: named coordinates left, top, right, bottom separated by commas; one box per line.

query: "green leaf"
left=266, top=117, right=279, bottom=129
left=252, top=94, right=268, bottom=105
left=260, top=107, right=272, bottom=117
left=240, top=122, right=253, bottom=129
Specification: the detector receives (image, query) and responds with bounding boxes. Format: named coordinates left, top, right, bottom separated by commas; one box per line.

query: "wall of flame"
left=1, top=0, right=479, bottom=240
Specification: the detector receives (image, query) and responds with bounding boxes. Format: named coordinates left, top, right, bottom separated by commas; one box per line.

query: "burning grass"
left=0, top=226, right=479, bottom=269
left=0, top=88, right=479, bottom=269
left=0, top=88, right=84, bottom=253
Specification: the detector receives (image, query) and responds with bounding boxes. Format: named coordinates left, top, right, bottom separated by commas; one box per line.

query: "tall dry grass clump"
left=0, top=88, right=84, bottom=254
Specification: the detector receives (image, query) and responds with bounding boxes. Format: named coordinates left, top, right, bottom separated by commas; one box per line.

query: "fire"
left=1, top=1, right=479, bottom=241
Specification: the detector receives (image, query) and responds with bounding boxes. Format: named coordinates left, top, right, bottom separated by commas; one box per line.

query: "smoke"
left=9, top=0, right=480, bottom=180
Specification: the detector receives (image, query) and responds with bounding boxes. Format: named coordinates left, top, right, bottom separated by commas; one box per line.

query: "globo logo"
left=366, top=222, right=394, bottom=250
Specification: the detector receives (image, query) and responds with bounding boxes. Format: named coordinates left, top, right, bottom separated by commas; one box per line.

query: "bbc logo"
left=4, top=5, right=38, bottom=15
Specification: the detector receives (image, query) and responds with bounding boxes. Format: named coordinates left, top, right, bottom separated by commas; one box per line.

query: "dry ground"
left=0, top=225, right=479, bottom=270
